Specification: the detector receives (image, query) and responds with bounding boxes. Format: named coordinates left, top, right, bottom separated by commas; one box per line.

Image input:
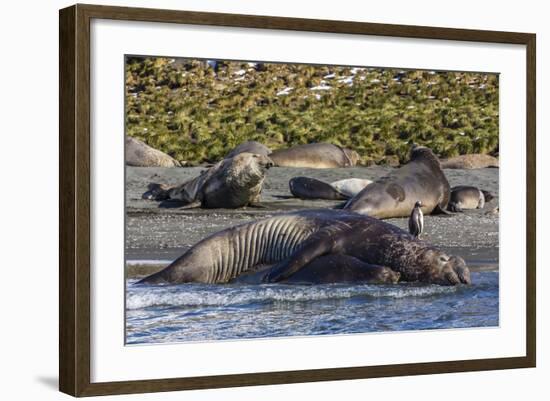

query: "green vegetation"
left=125, top=57, right=499, bottom=165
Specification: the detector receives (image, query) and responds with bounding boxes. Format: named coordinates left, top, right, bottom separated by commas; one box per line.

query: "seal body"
left=344, top=147, right=451, bottom=218
left=138, top=209, right=470, bottom=286
left=330, top=178, right=372, bottom=198
left=289, top=177, right=348, bottom=200
left=230, top=254, right=400, bottom=285
left=440, top=154, right=499, bottom=169
left=126, top=137, right=181, bottom=167
left=270, top=143, right=359, bottom=168
left=225, top=141, right=272, bottom=158
left=289, top=177, right=372, bottom=200
left=142, top=153, right=273, bottom=208
left=448, top=186, right=494, bottom=212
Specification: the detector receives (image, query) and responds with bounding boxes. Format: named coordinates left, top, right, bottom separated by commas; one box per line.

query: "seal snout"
left=451, top=256, right=471, bottom=285
left=254, top=154, right=274, bottom=169
left=443, top=256, right=471, bottom=285
left=388, top=270, right=401, bottom=284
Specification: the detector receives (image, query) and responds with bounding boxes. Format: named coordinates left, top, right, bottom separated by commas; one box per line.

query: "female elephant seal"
left=330, top=178, right=373, bottom=198
left=270, top=143, right=359, bottom=168
left=143, top=153, right=274, bottom=208
left=289, top=177, right=348, bottom=200
left=344, top=146, right=451, bottom=218
left=440, top=154, right=499, bottom=169
left=126, top=137, right=181, bottom=167
left=138, top=209, right=470, bottom=286
left=289, top=177, right=372, bottom=200
left=447, top=186, right=494, bottom=212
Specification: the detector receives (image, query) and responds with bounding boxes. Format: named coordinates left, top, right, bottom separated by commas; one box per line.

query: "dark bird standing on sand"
left=409, top=201, right=424, bottom=238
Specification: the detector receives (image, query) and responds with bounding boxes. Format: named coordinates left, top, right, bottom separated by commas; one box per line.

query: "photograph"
left=124, top=56, right=500, bottom=345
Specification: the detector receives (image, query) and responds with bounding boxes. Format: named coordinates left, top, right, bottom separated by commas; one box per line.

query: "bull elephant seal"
left=142, top=153, right=273, bottom=208
left=344, top=146, right=451, bottom=218
left=126, top=137, right=181, bottom=167
left=270, top=143, right=359, bottom=168
left=440, top=154, right=499, bottom=169
left=138, top=209, right=470, bottom=286
left=226, top=141, right=272, bottom=158
left=289, top=177, right=372, bottom=200
left=447, top=186, right=495, bottom=212
left=231, top=254, right=400, bottom=285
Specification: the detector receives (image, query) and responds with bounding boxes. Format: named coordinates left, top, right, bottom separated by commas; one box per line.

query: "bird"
left=409, top=201, right=424, bottom=238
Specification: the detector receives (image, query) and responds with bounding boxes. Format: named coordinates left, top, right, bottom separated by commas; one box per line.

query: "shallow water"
left=125, top=271, right=498, bottom=345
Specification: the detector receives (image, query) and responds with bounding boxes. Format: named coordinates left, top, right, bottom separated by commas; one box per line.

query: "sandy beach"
left=125, top=165, right=499, bottom=277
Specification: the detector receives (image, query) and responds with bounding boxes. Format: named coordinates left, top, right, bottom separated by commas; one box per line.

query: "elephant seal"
left=270, top=143, right=359, bottom=168
left=344, top=146, right=451, bottom=218
left=330, top=178, right=372, bottom=198
left=142, top=153, right=274, bottom=208
left=230, top=254, right=400, bottom=285
left=289, top=177, right=372, bottom=200
left=289, top=177, right=348, bottom=200
left=226, top=141, right=272, bottom=158
left=126, top=137, right=181, bottom=167
left=138, top=209, right=470, bottom=286
left=447, top=186, right=494, bottom=212
left=440, top=154, right=499, bottom=169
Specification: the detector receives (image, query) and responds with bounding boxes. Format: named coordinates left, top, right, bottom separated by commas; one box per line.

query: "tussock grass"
left=126, top=57, right=498, bottom=165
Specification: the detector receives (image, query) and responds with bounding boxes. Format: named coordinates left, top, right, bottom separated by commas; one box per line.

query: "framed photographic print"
left=59, top=4, right=536, bottom=397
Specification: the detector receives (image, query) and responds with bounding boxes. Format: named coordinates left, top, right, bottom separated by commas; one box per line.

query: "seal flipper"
left=263, top=228, right=340, bottom=283
left=431, top=204, right=453, bottom=216
left=263, top=243, right=332, bottom=283
left=179, top=200, right=202, bottom=209
left=446, top=202, right=464, bottom=213
left=142, top=183, right=172, bottom=200
left=158, top=199, right=202, bottom=209
left=230, top=264, right=274, bottom=284
left=247, top=202, right=267, bottom=209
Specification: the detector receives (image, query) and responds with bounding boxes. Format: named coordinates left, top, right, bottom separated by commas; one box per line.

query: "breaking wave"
left=126, top=283, right=458, bottom=310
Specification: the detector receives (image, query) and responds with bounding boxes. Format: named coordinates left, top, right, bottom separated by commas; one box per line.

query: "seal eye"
left=440, top=256, right=449, bottom=262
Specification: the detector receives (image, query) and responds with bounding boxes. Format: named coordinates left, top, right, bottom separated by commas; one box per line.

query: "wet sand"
left=126, top=166, right=499, bottom=277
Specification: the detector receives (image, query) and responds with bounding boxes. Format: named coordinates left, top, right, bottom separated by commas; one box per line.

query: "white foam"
left=126, top=284, right=457, bottom=310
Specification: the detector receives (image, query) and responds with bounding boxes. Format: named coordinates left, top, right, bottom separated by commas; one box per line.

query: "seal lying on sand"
left=447, top=186, right=495, bottom=212
left=225, top=141, right=272, bottom=158
left=270, top=143, right=359, bottom=168
left=289, top=177, right=372, bottom=200
left=289, top=177, right=348, bottom=200
left=126, top=137, right=181, bottom=167
left=231, top=254, right=400, bottom=285
left=138, top=209, right=470, bottom=286
left=331, top=178, right=373, bottom=197
left=344, top=146, right=451, bottom=218
left=440, top=154, right=499, bottom=169
left=143, top=153, right=273, bottom=208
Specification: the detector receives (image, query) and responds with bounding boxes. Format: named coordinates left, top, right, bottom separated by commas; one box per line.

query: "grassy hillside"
left=125, top=57, right=499, bottom=165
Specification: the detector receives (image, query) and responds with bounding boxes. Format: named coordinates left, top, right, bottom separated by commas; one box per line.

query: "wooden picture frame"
left=59, top=3, right=536, bottom=397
